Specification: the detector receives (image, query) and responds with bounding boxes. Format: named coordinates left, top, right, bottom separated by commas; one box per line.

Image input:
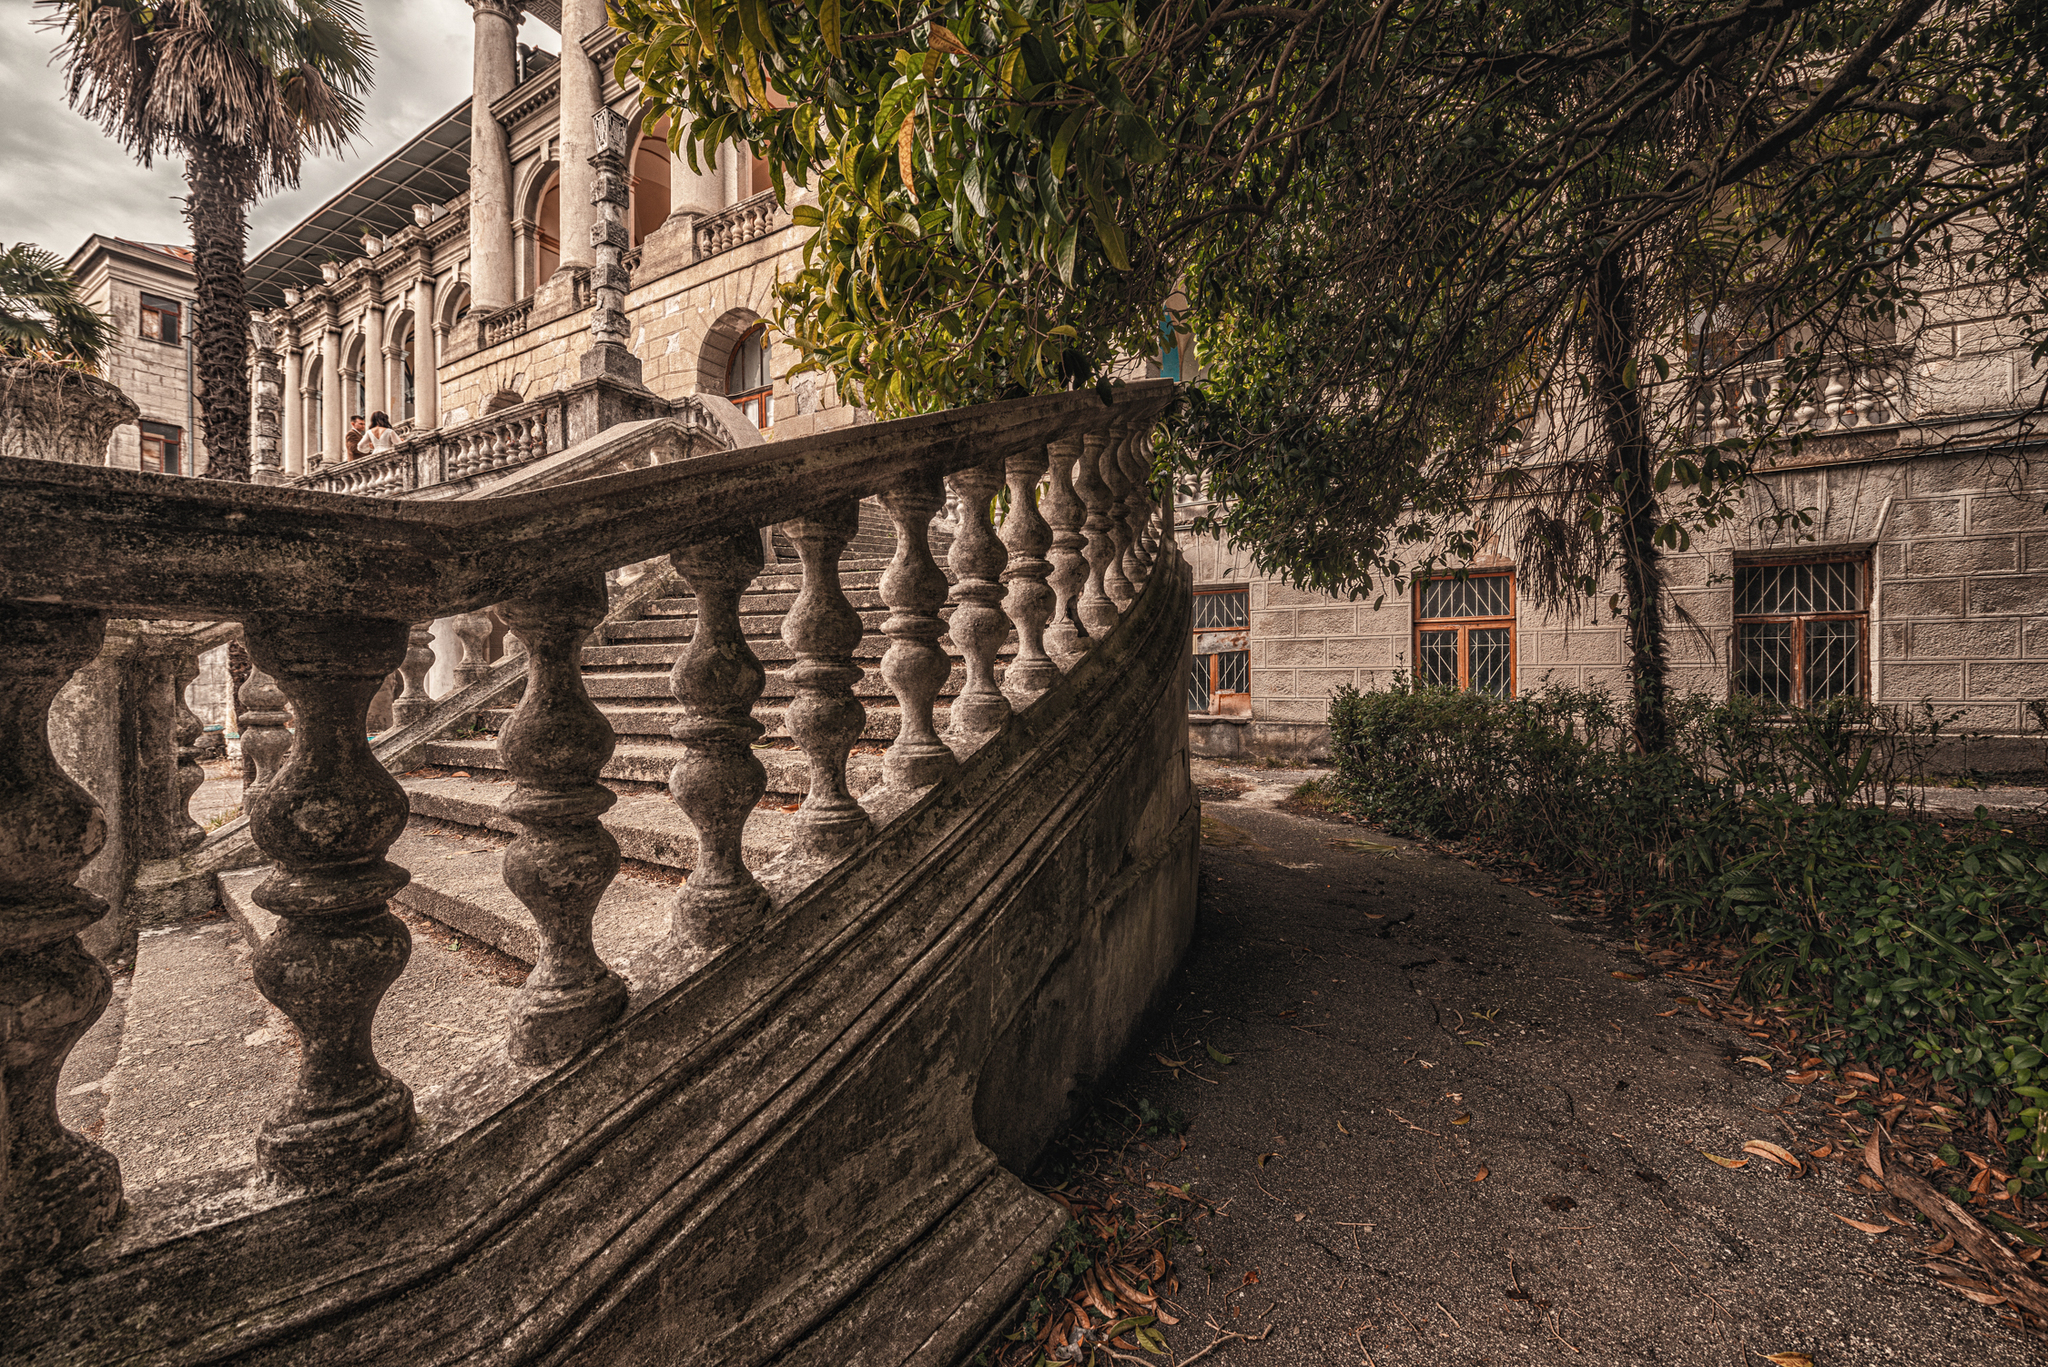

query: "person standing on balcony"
left=345, top=414, right=367, bottom=459
left=367, top=411, right=396, bottom=454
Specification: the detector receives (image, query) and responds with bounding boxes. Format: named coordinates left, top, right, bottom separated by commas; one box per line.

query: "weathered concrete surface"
left=1099, top=766, right=2048, bottom=1366
left=2, top=547, right=1196, bottom=1366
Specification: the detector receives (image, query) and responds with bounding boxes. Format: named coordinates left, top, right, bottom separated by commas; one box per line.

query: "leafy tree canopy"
left=615, top=0, right=2048, bottom=595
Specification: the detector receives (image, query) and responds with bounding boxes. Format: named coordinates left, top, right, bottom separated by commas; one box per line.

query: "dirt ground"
left=1070, top=760, right=2047, bottom=1367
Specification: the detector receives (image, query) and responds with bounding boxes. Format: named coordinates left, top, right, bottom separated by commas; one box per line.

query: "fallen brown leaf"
left=1785, top=1070, right=1821, bottom=1084
left=1240, top=1268, right=1259, bottom=1286
left=1702, top=1152, right=1750, bottom=1170
left=1451, top=1113, right=1472, bottom=1126
left=1743, top=1140, right=1803, bottom=1172
left=1765, top=1355, right=1815, bottom=1367
left=1834, top=1214, right=1891, bottom=1235
left=1475, top=1166, right=1490, bottom=1182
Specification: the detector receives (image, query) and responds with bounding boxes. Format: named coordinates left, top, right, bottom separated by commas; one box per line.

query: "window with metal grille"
left=1189, top=587, right=1249, bottom=714
left=140, top=292, right=181, bottom=344
left=1734, top=556, right=1867, bottom=705
left=1414, top=571, right=1515, bottom=697
left=726, top=322, right=773, bottom=430
left=139, top=421, right=182, bottom=475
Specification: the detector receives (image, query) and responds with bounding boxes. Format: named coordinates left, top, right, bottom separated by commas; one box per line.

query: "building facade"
left=67, top=235, right=209, bottom=476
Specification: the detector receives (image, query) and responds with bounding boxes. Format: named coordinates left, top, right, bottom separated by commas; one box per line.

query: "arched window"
left=445, top=282, right=472, bottom=329
left=631, top=116, right=671, bottom=245
left=536, top=171, right=562, bottom=282
left=725, top=322, right=772, bottom=430
left=346, top=338, right=367, bottom=423
left=398, top=320, right=416, bottom=421
left=306, top=358, right=324, bottom=457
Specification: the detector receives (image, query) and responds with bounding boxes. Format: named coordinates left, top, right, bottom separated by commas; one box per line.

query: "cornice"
left=493, top=68, right=561, bottom=127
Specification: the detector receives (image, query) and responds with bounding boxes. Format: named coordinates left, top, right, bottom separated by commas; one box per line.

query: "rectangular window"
left=1734, top=556, right=1867, bottom=705
left=140, top=293, right=182, bottom=344
left=1414, top=571, right=1515, bottom=697
left=1189, top=587, right=1250, bottom=715
left=139, top=421, right=183, bottom=475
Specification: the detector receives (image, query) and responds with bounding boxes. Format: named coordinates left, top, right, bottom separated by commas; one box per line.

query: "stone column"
left=363, top=298, right=386, bottom=420
left=720, top=140, right=742, bottom=207
left=422, top=320, right=442, bottom=431
left=580, top=109, right=641, bottom=384
left=668, top=129, right=721, bottom=241
left=282, top=330, right=304, bottom=475
left=320, top=309, right=344, bottom=465
left=556, top=0, right=603, bottom=276
left=468, top=0, right=520, bottom=312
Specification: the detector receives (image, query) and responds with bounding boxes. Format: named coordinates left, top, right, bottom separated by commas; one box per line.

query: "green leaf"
left=1056, top=222, right=1079, bottom=285
left=818, top=0, right=841, bottom=58
left=1051, top=107, right=1088, bottom=179
left=1118, top=115, right=1167, bottom=164
left=1205, top=1042, right=1234, bottom=1066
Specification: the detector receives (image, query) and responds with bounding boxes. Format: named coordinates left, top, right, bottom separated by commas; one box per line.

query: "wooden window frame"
left=725, top=322, right=773, bottom=430
left=1732, top=552, right=1870, bottom=706
left=1412, top=571, right=1517, bottom=695
left=1190, top=586, right=1250, bottom=716
left=140, top=292, right=182, bottom=345
left=139, top=420, right=183, bottom=476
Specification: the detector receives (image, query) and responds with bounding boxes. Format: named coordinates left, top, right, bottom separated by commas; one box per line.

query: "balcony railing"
left=1699, top=345, right=1914, bottom=439
left=695, top=190, right=784, bottom=260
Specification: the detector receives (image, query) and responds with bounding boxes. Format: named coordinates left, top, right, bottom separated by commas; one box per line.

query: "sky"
left=0, top=1, right=558, bottom=262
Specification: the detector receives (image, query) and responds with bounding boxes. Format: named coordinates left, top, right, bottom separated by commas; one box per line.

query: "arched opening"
left=345, top=336, right=368, bottom=425
left=747, top=148, right=773, bottom=199
left=631, top=115, right=671, bottom=245
left=305, top=357, right=324, bottom=458
left=390, top=312, right=417, bottom=423
left=443, top=282, right=472, bottom=331
left=726, top=321, right=772, bottom=430
left=536, top=170, right=562, bottom=282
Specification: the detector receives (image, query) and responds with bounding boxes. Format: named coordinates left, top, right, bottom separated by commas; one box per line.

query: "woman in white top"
left=367, top=411, right=399, bottom=454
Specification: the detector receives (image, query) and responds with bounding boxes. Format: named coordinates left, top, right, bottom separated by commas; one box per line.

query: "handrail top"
left=1, top=381, right=1176, bottom=625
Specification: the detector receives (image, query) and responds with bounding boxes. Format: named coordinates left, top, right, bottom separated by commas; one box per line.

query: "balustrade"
left=666, top=531, right=773, bottom=950
left=1097, top=420, right=1138, bottom=610
left=877, top=474, right=957, bottom=792
left=240, top=614, right=415, bottom=1184
left=943, top=460, right=1013, bottom=751
left=497, top=579, right=628, bottom=1064
left=776, top=500, right=874, bottom=864
left=0, top=379, right=1177, bottom=1287
left=694, top=190, right=784, bottom=260
left=1073, top=431, right=1121, bottom=636
left=1697, top=351, right=1911, bottom=438
left=999, top=444, right=1057, bottom=702
left=1042, top=437, right=1092, bottom=668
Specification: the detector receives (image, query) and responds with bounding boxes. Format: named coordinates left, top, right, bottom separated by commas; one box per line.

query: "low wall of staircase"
left=0, top=383, right=1193, bottom=1364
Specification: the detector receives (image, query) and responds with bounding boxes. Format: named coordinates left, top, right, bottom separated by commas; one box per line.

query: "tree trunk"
left=1589, top=248, right=1669, bottom=753
left=184, top=138, right=256, bottom=482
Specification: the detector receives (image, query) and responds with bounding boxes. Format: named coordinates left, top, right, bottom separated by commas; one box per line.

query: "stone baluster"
left=943, top=460, right=1013, bottom=752
left=1073, top=432, right=1121, bottom=637
left=390, top=624, right=437, bottom=728
left=1096, top=422, right=1137, bottom=610
left=1041, top=437, right=1092, bottom=668
left=0, top=604, right=122, bottom=1270
left=1793, top=376, right=1820, bottom=428
left=238, top=665, right=291, bottom=803
left=1822, top=370, right=1847, bottom=427
left=1119, top=426, right=1158, bottom=579
left=777, top=500, right=873, bottom=860
left=1862, top=369, right=1893, bottom=425
left=877, top=474, right=959, bottom=793
left=998, top=444, right=1058, bottom=702
left=449, top=610, right=496, bottom=690
left=241, top=614, right=414, bottom=1184
left=496, top=578, right=628, bottom=1064
left=667, top=531, right=772, bottom=949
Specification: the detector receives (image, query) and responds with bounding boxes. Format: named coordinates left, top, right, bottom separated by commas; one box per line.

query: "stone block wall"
left=71, top=245, right=209, bottom=474
left=435, top=224, right=857, bottom=443
left=1183, top=444, right=2048, bottom=762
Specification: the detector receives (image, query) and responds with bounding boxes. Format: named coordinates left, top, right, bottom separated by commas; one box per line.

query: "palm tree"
left=0, top=242, right=113, bottom=368
left=42, top=0, right=373, bottom=481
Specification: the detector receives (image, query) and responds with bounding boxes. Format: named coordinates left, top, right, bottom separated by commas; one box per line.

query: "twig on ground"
left=1385, top=1109, right=1445, bottom=1139
left=1886, top=1166, right=2048, bottom=1323
left=1545, top=1308, right=1582, bottom=1353
left=1352, top=1323, right=1378, bottom=1367
left=1435, top=1300, right=1461, bottom=1329
left=1177, top=1323, right=1273, bottom=1367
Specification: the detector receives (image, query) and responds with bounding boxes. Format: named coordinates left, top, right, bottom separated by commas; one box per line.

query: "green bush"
left=1328, top=681, right=2048, bottom=1192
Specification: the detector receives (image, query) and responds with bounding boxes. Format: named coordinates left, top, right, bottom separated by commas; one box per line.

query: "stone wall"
left=71, top=246, right=208, bottom=474
left=1185, top=444, right=2048, bottom=766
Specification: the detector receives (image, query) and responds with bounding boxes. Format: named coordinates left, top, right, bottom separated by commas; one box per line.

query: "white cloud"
left=0, top=0, right=480, bottom=260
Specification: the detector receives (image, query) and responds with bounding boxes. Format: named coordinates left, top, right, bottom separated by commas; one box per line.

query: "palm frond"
left=0, top=242, right=113, bottom=368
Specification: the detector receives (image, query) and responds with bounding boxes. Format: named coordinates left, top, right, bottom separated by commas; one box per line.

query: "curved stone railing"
left=0, top=381, right=1189, bottom=1363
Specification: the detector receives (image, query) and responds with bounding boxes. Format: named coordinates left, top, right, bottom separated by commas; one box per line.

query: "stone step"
left=419, top=738, right=890, bottom=792
left=400, top=774, right=802, bottom=871
left=644, top=587, right=894, bottom=618
left=580, top=664, right=980, bottom=703
left=477, top=701, right=947, bottom=743
left=381, top=825, right=677, bottom=968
